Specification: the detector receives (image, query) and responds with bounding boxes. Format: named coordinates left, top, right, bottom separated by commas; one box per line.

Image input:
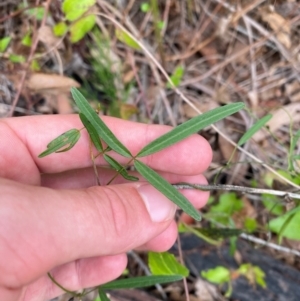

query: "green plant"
left=148, top=251, right=189, bottom=277
left=81, top=29, right=135, bottom=119
left=201, top=263, right=266, bottom=297
left=53, top=0, right=96, bottom=43
left=139, top=0, right=165, bottom=62
left=38, top=87, right=244, bottom=300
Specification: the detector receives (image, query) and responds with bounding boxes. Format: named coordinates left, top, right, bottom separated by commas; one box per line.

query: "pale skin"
left=0, top=114, right=212, bottom=301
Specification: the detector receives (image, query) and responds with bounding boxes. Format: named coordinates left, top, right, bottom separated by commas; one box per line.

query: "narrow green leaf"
left=238, top=114, right=272, bottom=146
left=46, top=129, right=77, bottom=148
left=115, top=28, right=141, bottom=50
left=180, top=223, right=220, bottom=245
left=134, top=160, right=201, bottom=220
left=38, top=129, right=80, bottom=158
left=103, top=154, right=139, bottom=181
left=137, top=102, right=245, bottom=157
left=101, top=275, right=183, bottom=290
left=55, top=132, right=80, bottom=153
left=71, top=87, right=132, bottom=157
left=79, top=113, right=103, bottom=152
left=148, top=252, right=189, bottom=277
left=194, top=227, right=243, bottom=240
left=98, top=289, right=111, bottom=301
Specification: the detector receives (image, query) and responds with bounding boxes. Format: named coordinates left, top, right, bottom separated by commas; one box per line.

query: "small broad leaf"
left=103, top=154, right=139, bottom=181
left=53, top=22, right=68, bottom=37
left=98, top=289, right=111, bottom=301
left=201, top=266, right=230, bottom=284
left=244, top=218, right=257, bottom=233
left=238, top=264, right=266, bottom=288
left=30, top=59, right=40, bottom=71
left=71, top=88, right=132, bottom=157
left=24, top=6, right=45, bottom=20
left=166, top=65, right=184, bottom=88
left=70, top=15, right=96, bottom=43
left=100, top=275, right=183, bottom=290
left=209, top=192, right=243, bottom=226
left=262, top=194, right=284, bottom=215
left=79, top=113, right=103, bottom=152
left=62, top=0, right=96, bottom=21
left=0, top=37, right=11, bottom=52
left=115, top=28, right=141, bottom=50
left=148, top=252, right=189, bottom=277
left=269, top=211, right=300, bottom=240
left=38, top=129, right=80, bottom=158
left=9, top=54, right=25, bottom=63
left=137, top=102, right=245, bottom=157
left=238, top=114, right=272, bottom=146
left=134, top=160, right=201, bottom=221
left=21, top=32, right=32, bottom=47
left=140, top=2, right=150, bottom=12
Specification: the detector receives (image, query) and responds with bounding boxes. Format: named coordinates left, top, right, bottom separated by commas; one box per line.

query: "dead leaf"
left=144, top=85, right=164, bottom=107
left=285, top=81, right=300, bottom=103
left=219, top=133, right=238, bottom=162
left=260, top=5, right=291, bottom=49
left=182, top=99, right=219, bottom=118
left=26, top=73, right=80, bottom=93
left=195, top=278, right=219, bottom=301
left=248, top=90, right=258, bottom=109
left=119, top=103, right=138, bottom=120
left=198, top=45, right=219, bottom=66
left=253, top=103, right=300, bottom=141
left=233, top=197, right=257, bottom=228
left=214, top=86, right=231, bottom=104
left=38, top=25, right=62, bottom=48
left=122, top=69, right=135, bottom=84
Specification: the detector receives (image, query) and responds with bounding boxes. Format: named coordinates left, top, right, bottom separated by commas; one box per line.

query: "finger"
left=42, top=169, right=209, bottom=209
left=0, top=178, right=177, bottom=289
left=2, top=114, right=212, bottom=178
left=21, top=254, right=127, bottom=301
left=136, top=221, right=178, bottom=252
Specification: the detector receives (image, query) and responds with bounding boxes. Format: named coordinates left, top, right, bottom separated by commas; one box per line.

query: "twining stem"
left=89, top=138, right=101, bottom=186
left=47, top=272, right=79, bottom=297
left=173, top=183, right=300, bottom=200
left=106, top=157, right=135, bottom=185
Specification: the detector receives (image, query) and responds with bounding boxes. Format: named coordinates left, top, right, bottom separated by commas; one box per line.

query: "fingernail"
left=137, top=184, right=176, bottom=223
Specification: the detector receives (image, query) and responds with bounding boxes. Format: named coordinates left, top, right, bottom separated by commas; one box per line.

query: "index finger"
left=2, top=114, right=212, bottom=175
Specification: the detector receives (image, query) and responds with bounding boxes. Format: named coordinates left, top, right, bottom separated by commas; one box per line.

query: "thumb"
left=1, top=178, right=176, bottom=285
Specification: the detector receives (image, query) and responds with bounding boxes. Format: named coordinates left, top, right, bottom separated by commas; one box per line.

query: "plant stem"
left=47, top=272, right=79, bottom=296
left=173, top=183, right=300, bottom=200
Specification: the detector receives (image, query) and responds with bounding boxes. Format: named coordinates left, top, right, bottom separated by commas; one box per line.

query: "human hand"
left=0, top=114, right=212, bottom=301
